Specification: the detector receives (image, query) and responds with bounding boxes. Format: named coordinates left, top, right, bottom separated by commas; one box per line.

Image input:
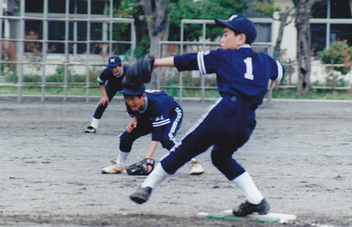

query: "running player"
left=101, top=84, right=205, bottom=175
left=85, top=56, right=128, bottom=133
left=129, top=13, right=285, bottom=217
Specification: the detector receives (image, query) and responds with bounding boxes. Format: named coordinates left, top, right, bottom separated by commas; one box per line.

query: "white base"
left=223, top=209, right=297, bottom=222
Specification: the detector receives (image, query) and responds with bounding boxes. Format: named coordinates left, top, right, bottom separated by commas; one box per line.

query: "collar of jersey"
left=112, top=67, right=124, bottom=78
left=136, top=96, right=148, bottom=114
left=237, top=44, right=251, bottom=49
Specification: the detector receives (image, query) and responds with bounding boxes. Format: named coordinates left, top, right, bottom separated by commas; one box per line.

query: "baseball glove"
left=123, top=55, right=155, bottom=87
left=126, top=158, right=155, bottom=175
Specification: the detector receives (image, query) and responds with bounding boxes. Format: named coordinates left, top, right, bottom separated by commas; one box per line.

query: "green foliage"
left=271, top=87, right=352, bottom=100
left=169, top=0, right=248, bottom=41
left=113, top=0, right=139, bottom=18
left=252, top=0, right=280, bottom=17
left=111, top=0, right=145, bottom=56
left=112, top=0, right=252, bottom=54
left=133, top=35, right=150, bottom=59
left=320, top=40, right=352, bottom=75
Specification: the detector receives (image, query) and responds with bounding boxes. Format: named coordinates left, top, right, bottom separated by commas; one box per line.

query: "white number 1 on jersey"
left=244, top=57, right=254, bottom=80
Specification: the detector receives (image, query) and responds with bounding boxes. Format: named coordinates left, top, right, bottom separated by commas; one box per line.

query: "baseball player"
left=129, top=14, right=285, bottom=217
left=85, top=56, right=128, bottom=133
left=101, top=84, right=205, bottom=175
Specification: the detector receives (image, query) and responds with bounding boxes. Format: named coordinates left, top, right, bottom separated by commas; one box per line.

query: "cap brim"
left=108, top=63, right=120, bottom=67
left=119, top=89, right=144, bottom=95
left=215, top=18, right=229, bottom=28
left=215, top=18, right=242, bottom=34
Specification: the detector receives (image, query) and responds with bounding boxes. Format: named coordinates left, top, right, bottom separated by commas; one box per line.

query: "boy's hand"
left=269, top=80, right=280, bottom=89
left=126, top=120, right=137, bottom=133
left=99, top=95, right=109, bottom=106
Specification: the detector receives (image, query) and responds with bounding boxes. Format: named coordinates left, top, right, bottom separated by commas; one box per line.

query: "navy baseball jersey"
left=97, top=65, right=129, bottom=89
left=125, top=90, right=181, bottom=142
left=174, top=44, right=285, bottom=104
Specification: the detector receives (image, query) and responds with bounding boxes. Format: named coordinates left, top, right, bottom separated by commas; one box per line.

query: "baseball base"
left=198, top=209, right=296, bottom=223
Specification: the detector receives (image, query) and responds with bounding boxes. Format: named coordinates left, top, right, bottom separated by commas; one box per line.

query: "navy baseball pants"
left=93, top=82, right=120, bottom=119
left=161, top=96, right=257, bottom=180
left=119, top=107, right=183, bottom=152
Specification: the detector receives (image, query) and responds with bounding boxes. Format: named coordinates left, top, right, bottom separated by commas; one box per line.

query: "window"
left=310, top=24, right=326, bottom=55
left=49, top=0, right=66, bottom=13
left=330, top=0, right=352, bottom=18
left=25, top=0, right=43, bottom=13
left=311, top=0, right=352, bottom=54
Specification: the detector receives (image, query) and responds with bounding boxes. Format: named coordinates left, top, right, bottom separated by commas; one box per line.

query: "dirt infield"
left=1, top=97, right=352, bottom=226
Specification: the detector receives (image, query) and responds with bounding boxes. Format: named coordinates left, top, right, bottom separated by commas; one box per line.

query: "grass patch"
left=272, top=87, right=352, bottom=100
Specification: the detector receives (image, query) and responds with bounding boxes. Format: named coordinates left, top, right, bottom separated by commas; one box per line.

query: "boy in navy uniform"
left=101, top=84, right=204, bottom=175
left=129, top=14, right=285, bottom=217
left=85, top=56, right=129, bottom=133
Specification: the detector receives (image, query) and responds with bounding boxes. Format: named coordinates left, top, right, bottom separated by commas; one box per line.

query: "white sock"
left=141, top=164, right=170, bottom=189
left=116, top=151, right=129, bottom=167
left=90, top=117, right=99, bottom=129
left=232, top=171, right=264, bottom=204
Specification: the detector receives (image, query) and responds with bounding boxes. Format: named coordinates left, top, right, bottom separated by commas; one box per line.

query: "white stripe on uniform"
left=275, top=60, right=283, bottom=82
left=197, top=51, right=207, bottom=75
left=153, top=119, right=170, bottom=127
left=168, top=107, right=182, bottom=144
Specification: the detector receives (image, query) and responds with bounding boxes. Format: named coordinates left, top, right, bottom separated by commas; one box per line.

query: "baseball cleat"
left=233, top=199, right=270, bottom=217
left=130, top=186, right=152, bottom=204
left=85, top=126, right=96, bottom=133
left=101, top=160, right=125, bottom=174
left=190, top=160, right=204, bottom=175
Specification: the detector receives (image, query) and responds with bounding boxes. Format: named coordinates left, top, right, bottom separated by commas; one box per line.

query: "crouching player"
left=102, top=84, right=204, bottom=175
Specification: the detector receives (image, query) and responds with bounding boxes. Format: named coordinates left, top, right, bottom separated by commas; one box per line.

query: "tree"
left=273, top=6, right=295, bottom=56
left=252, top=0, right=293, bottom=56
left=169, top=0, right=248, bottom=42
left=293, top=0, right=323, bottom=97
left=118, top=0, right=286, bottom=88
left=119, top=0, right=251, bottom=88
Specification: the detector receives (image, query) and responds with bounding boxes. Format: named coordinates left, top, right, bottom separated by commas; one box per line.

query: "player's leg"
left=85, top=83, right=118, bottom=133
left=160, top=106, right=204, bottom=175
left=130, top=133, right=214, bottom=204
left=130, top=99, right=223, bottom=204
left=102, top=123, right=152, bottom=174
left=210, top=111, right=268, bottom=216
left=211, top=144, right=266, bottom=208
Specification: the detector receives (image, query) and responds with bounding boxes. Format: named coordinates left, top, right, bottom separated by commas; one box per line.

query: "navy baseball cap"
left=119, top=84, right=146, bottom=96
left=107, top=56, right=122, bottom=67
left=215, top=13, right=257, bottom=44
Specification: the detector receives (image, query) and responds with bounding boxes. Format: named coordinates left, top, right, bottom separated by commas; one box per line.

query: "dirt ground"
left=1, top=96, right=352, bottom=227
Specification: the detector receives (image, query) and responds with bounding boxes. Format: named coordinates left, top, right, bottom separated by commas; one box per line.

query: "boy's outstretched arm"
left=154, top=57, right=175, bottom=67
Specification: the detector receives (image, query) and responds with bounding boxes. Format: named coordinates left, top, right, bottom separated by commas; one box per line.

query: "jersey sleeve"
left=269, top=58, right=285, bottom=82
left=174, top=53, right=200, bottom=71
left=97, top=68, right=109, bottom=85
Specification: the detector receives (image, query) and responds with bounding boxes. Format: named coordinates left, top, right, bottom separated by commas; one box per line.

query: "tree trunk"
left=294, top=0, right=323, bottom=97
left=274, top=6, right=294, bottom=56
left=140, top=0, right=170, bottom=89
